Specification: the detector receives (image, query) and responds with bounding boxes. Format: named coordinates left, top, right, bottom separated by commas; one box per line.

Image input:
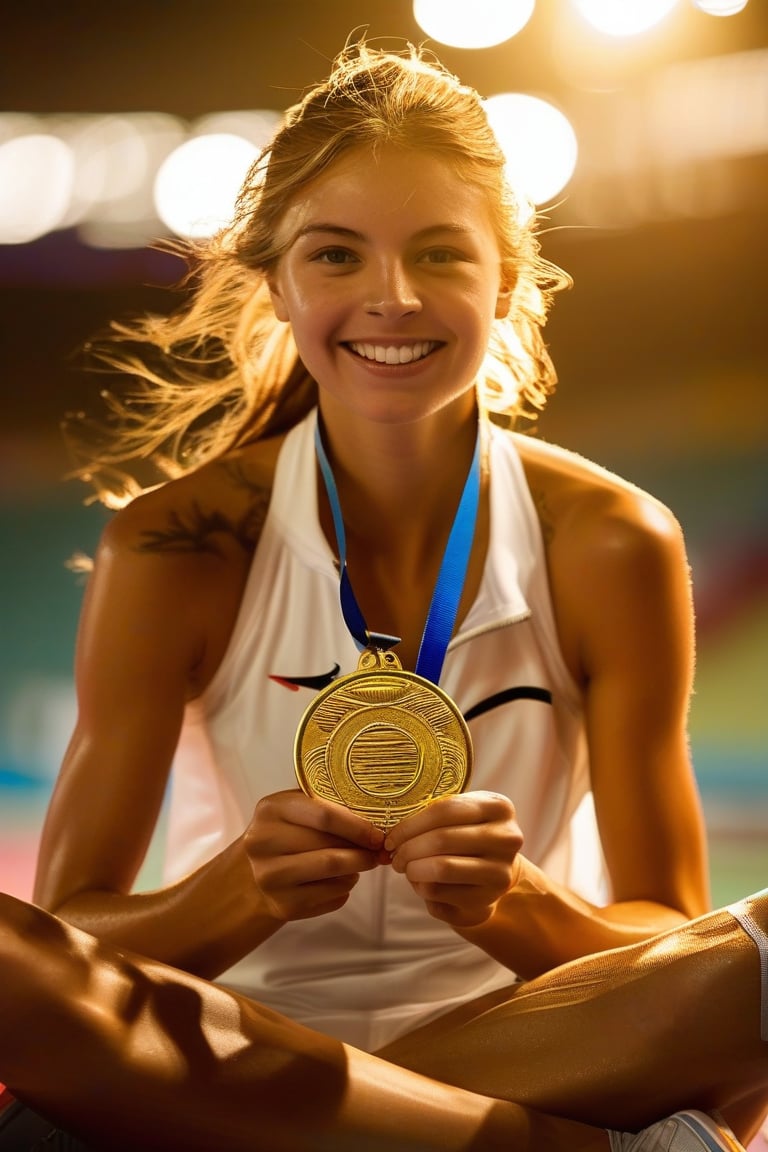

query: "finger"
left=384, top=791, right=514, bottom=851
left=422, top=897, right=494, bottom=928
left=389, top=821, right=523, bottom=873
left=252, top=846, right=382, bottom=921
left=266, top=846, right=382, bottom=889
left=247, top=820, right=372, bottom=860
left=274, top=873, right=364, bottom=921
left=400, top=854, right=504, bottom=888
left=409, top=877, right=503, bottom=927
left=256, top=790, right=386, bottom=850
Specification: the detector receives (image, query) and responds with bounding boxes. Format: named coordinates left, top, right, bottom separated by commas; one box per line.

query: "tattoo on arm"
left=136, top=491, right=270, bottom=556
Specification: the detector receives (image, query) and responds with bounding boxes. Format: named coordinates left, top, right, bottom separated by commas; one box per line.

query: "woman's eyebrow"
left=294, top=222, right=475, bottom=241
left=294, top=223, right=365, bottom=241
left=414, top=224, right=476, bottom=239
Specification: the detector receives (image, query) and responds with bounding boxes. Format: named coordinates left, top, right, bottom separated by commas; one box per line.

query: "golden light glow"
left=485, top=93, right=578, bottom=205
left=693, top=0, right=749, bottom=13
left=0, top=134, right=74, bottom=243
left=573, top=0, right=678, bottom=37
left=153, top=133, right=259, bottom=239
left=412, top=0, right=535, bottom=49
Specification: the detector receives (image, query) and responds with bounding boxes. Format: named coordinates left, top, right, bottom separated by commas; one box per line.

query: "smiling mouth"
left=346, top=341, right=440, bottom=365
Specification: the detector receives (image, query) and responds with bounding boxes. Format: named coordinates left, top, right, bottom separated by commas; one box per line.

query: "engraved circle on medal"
left=294, top=650, right=472, bottom=830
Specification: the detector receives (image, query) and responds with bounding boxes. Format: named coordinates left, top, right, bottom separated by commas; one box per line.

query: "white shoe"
left=607, top=1110, right=746, bottom=1151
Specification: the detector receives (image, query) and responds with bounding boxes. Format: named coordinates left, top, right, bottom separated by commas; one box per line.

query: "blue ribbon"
left=315, top=418, right=481, bottom=685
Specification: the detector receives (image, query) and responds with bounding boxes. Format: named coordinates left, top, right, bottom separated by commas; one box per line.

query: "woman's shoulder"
left=101, top=433, right=287, bottom=562
left=84, top=435, right=290, bottom=696
left=506, top=432, right=690, bottom=687
left=508, top=430, right=685, bottom=556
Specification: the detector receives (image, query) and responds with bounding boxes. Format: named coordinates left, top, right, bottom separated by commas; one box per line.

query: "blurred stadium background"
left=1, top=0, right=766, bottom=918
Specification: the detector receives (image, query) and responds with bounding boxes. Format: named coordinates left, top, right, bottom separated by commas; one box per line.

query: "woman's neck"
left=314, top=395, right=488, bottom=669
left=316, top=395, right=481, bottom=548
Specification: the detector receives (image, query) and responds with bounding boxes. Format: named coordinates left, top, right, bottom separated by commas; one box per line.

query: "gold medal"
left=294, top=646, right=472, bottom=830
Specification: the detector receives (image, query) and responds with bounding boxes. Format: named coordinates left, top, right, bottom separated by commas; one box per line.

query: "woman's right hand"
left=243, top=789, right=387, bottom=923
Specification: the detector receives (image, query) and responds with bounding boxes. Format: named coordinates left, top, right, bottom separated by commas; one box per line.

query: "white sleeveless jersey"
left=164, top=409, right=607, bottom=1051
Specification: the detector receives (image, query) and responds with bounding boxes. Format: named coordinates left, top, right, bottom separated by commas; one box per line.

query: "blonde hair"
left=70, top=40, right=571, bottom=506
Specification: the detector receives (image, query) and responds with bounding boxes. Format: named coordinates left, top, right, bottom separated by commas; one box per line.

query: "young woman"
left=3, top=40, right=764, bottom=1150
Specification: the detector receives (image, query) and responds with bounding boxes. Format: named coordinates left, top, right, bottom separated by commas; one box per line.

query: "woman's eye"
left=422, top=248, right=460, bottom=264
left=314, top=248, right=357, bottom=265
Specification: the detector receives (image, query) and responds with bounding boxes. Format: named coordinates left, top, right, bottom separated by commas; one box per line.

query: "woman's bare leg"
left=0, top=893, right=605, bottom=1152
left=3, top=891, right=766, bottom=1149
left=378, top=893, right=768, bottom=1140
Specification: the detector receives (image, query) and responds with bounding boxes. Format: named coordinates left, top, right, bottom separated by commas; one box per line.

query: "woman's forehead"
left=275, top=144, right=495, bottom=242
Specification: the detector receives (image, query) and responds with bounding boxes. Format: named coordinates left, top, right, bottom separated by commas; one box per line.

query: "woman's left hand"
left=383, top=791, right=524, bottom=927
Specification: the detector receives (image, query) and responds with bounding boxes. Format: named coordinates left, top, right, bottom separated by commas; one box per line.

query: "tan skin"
left=2, top=887, right=767, bottom=1150
left=35, top=146, right=708, bottom=1004
left=33, top=425, right=706, bottom=973
left=1, top=108, right=762, bottom=1144
left=23, top=430, right=768, bottom=1146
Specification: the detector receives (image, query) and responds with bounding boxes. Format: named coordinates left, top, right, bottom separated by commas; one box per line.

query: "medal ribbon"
left=314, top=418, right=481, bottom=685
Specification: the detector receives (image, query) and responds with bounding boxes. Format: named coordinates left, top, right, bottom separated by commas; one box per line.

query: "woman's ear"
left=267, top=275, right=290, bottom=322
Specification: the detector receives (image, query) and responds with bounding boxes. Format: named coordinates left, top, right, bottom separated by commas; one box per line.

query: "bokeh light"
left=573, top=0, right=678, bottom=37
left=412, top=0, right=535, bottom=49
left=485, top=93, right=578, bottom=205
left=693, top=0, right=749, bottom=13
left=0, top=134, right=75, bottom=244
left=153, top=133, right=259, bottom=239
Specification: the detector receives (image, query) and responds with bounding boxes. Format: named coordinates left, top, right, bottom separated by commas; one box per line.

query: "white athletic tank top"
left=164, top=409, right=607, bottom=1050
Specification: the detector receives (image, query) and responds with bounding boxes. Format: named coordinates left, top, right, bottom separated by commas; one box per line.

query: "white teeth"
left=349, top=341, right=435, bottom=364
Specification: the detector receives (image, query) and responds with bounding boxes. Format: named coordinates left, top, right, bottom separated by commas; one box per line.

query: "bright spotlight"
left=154, top=133, right=259, bottom=239
left=692, top=0, right=749, bottom=13
left=412, top=0, right=535, bottom=49
left=0, top=134, right=74, bottom=244
left=573, top=0, right=678, bottom=37
left=485, top=93, right=578, bottom=205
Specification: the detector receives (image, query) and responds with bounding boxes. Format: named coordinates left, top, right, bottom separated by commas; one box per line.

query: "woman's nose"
left=364, top=261, right=422, bottom=317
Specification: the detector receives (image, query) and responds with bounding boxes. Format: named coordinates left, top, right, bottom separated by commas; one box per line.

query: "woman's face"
left=267, top=143, right=510, bottom=430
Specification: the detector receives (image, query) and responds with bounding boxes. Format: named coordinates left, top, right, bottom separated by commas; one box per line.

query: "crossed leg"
left=0, top=892, right=604, bottom=1152
left=378, top=893, right=768, bottom=1139
left=1, top=890, right=767, bottom=1151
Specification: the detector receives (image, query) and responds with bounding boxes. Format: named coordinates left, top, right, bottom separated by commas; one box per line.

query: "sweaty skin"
left=2, top=890, right=768, bottom=1148
left=34, top=145, right=707, bottom=1019
left=34, top=423, right=706, bottom=980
